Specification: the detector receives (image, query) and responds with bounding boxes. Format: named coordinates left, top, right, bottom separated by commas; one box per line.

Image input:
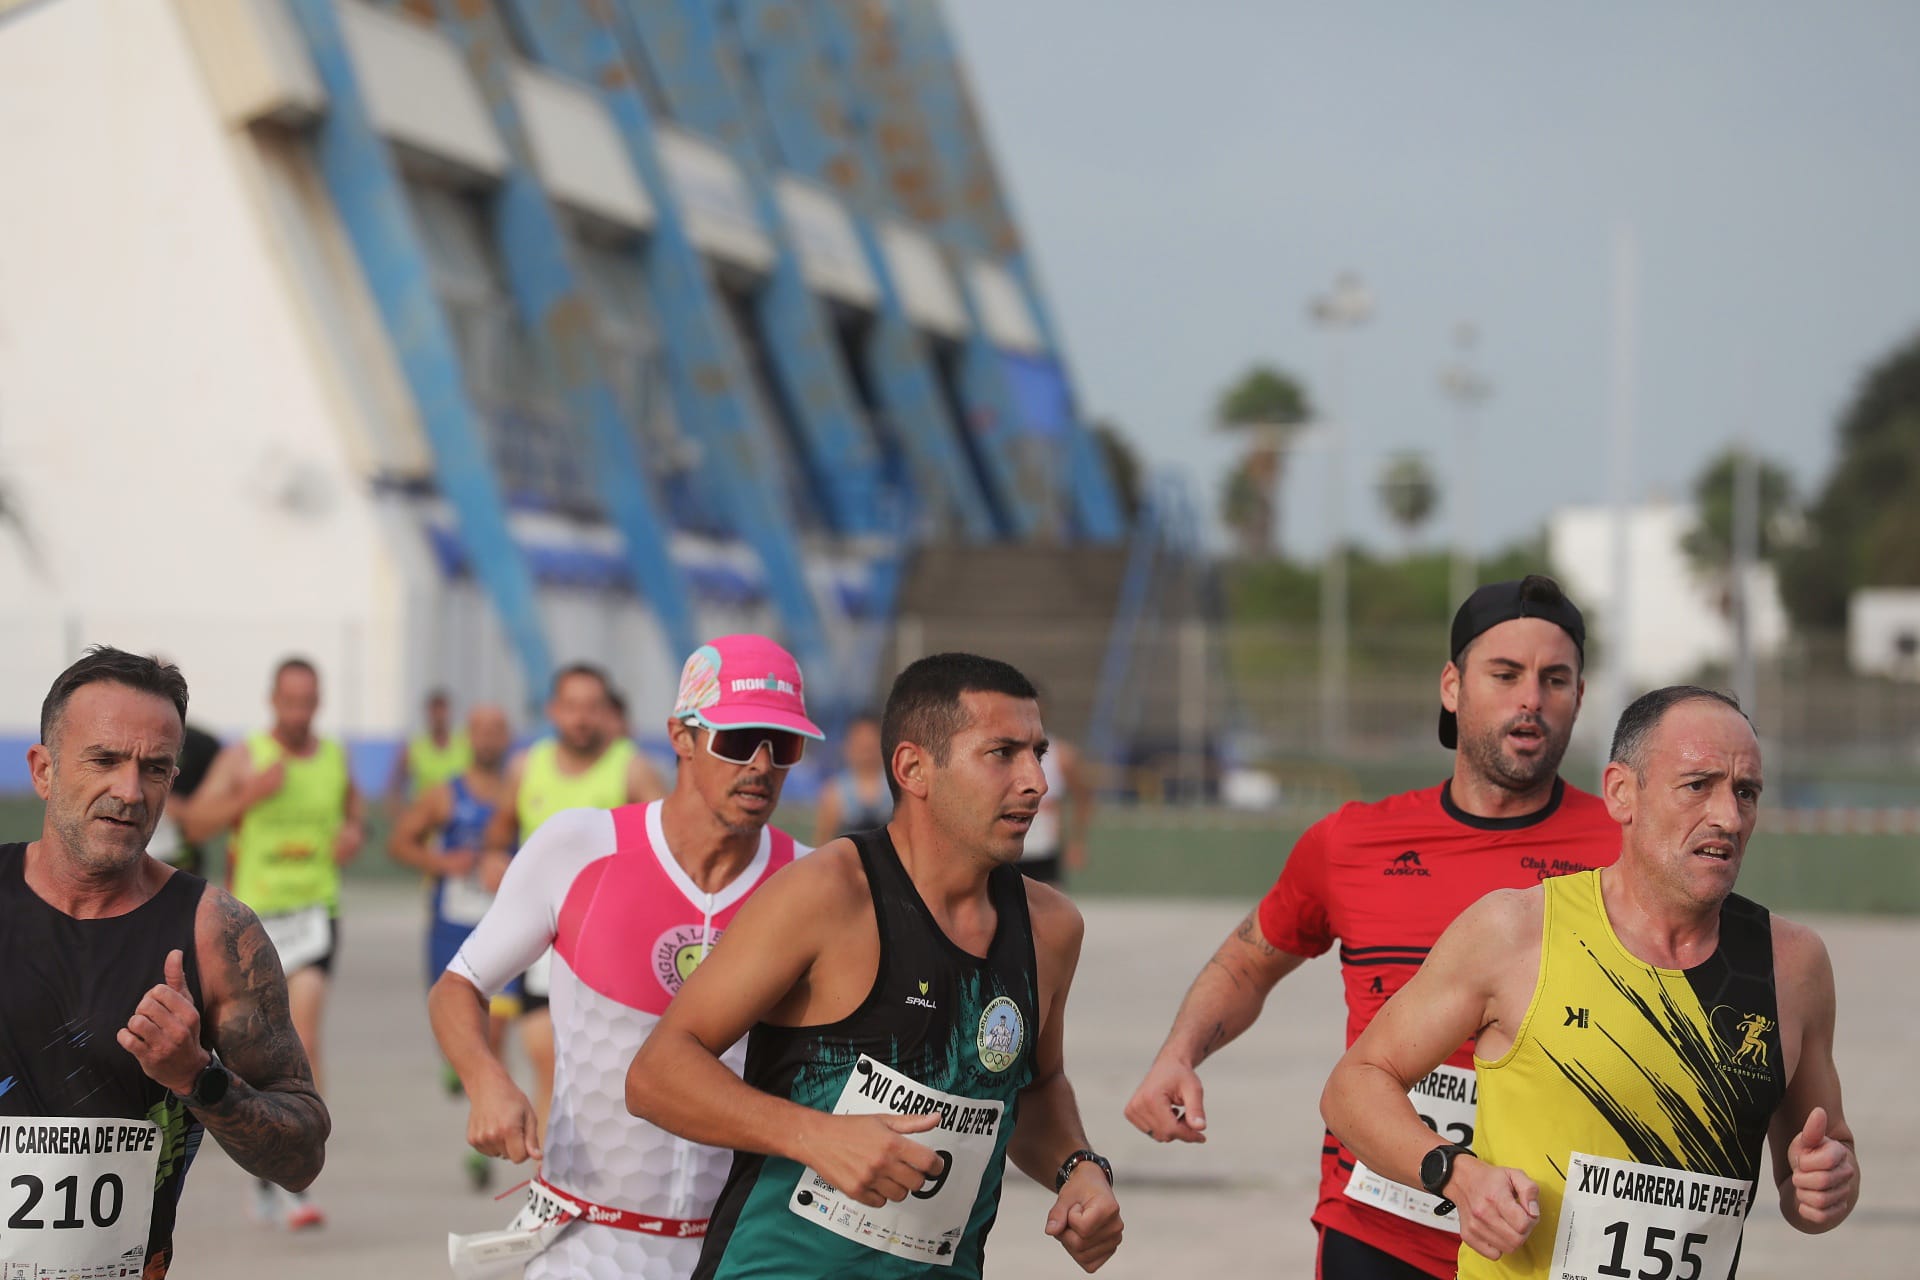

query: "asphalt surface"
left=171, top=885, right=1917, bottom=1278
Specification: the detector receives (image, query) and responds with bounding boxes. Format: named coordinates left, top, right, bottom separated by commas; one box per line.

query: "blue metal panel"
left=623, top=0, right=885, bottom=537
left=886, top=0, right=1126, bottom=542
left=282, top=0, right=554, bottom=696
left=415, top=0, right=699, bottom=664
left=808, top=0, right=1038, bottom=538
left=725, top=0, right=1001, bottom=541
left=497, top=0, right=832, bottom=676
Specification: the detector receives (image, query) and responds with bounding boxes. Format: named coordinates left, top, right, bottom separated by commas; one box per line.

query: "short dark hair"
left=425, top=687, right=451, bottom=708
left=273, top=656, right=318, bottom=688
left=551, top=662, right=612, bottom=701
left=41, top=646, right=189, bottom=748
left=1610, top=685, right=1750, bottom=777
left=881, top=653, right=1038, bottom=801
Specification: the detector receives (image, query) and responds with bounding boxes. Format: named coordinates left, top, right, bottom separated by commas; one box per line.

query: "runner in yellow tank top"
left=386, top=689, right=472, bottom=808
left=479, top=663, right=665, bottom=1142
left=187, top=656, right=364, bottom=1231
left=1323, top=687, right=1859, bottom=1278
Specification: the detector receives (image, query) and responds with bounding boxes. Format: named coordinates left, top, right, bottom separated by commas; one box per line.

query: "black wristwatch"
left=177, top=1050, right=233, bottom=1110
left=1419, top=1142, right=1473, bottom=1215
left=1055, top=1149, right=1113, bottom=1191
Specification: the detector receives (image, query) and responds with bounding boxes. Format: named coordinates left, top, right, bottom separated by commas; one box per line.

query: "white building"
left=1548, top=499, right=1788, bottom=693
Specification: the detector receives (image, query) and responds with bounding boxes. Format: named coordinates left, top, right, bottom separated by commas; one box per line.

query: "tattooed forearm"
left=194, top=892, right=331, bottom=1190
left=1196, top=1019, right=1228, bottom=1065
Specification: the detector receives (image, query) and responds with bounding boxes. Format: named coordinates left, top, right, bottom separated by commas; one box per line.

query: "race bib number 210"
left=0, top=1115, right=161, bottom=1276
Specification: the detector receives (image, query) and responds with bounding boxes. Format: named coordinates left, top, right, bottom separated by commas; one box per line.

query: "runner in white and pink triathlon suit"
left=429, top=635, right=823, bottom=1279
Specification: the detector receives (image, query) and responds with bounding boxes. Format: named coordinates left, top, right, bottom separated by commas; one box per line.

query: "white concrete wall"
left=1548, top=501, right=1788, bottom=690
left=0, top=0, right=409, bottom=741
left=1848, top=588, right=1920, bottom=680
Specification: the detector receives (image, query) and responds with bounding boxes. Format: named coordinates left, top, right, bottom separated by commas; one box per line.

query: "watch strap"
left=1054, top=1148, right=1113, bottom=1191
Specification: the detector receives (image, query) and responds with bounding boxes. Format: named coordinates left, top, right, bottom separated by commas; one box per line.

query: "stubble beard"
left=1460, top=715, right=1571, bottom=794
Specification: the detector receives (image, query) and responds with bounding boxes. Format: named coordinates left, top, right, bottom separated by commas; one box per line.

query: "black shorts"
left=1019, top=854, right=1062, bottom=885
left=1317, top=1227, right=1439, bottom=1280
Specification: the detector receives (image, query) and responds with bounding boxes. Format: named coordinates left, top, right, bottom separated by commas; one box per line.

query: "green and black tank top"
left=0, top=843, right=208, bottom=1278
left=695, top=827, right=1040, bottom=1279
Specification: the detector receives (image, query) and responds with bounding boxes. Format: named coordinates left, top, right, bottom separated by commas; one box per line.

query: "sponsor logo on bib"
left=653, top=924, right=717, bottom=995
left=976, top=997, right=1024, bottom=1073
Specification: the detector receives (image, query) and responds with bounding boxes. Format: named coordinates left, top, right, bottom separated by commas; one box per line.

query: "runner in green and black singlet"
left=630, top=653, right=1126, bottom=1277
left=697, top=826, right=1039, bottom=1277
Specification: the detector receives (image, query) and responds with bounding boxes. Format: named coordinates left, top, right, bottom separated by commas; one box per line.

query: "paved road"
left=172, top=885, right=1917, bottom=1278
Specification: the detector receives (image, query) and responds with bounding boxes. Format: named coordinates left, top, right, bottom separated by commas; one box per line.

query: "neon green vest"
left=232, top=733, right=349, bottom=916
left=517, top=737, right=633, bottom=838
left=407, top=731, right=472, bottom=796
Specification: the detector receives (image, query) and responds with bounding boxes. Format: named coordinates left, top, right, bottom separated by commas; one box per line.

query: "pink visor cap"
left=672, top=635, right=824, bottom=740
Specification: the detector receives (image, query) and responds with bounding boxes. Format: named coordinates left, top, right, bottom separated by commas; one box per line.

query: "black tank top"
left=696, top=828, right=1040, bottom=1279
left=0, top=843, right=209, bottom=1275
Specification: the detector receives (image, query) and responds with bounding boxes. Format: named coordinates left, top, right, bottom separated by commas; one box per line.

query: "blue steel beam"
left=405, top=0, right=699, bottom=664
left=890, top=0, right=1126, bottom=541
left=496, top=0, right=832, bottom=674
left=282, top=0, right=554, bottom=696
left=809, top=0, right=1039, bottom=538
left=621, top=0, right=883, bottom=537
left=718, top=0, right=1000, bottom=541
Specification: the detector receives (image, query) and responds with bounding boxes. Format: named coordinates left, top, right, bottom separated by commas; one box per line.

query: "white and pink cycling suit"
left=447, top=800, right=805, bottom=1280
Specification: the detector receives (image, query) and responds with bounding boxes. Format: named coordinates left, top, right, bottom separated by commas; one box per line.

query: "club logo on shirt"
left=1382, top=850, right=1431, bottom=878
left=977, top=996, right=1025, bottom=1073
left=653, top=924, right=719, bottom=995
left=1710, top=1005, right=1777, bottom=1082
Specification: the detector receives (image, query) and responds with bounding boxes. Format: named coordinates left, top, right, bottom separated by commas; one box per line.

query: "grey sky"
left=948, top=1, right=1920, bottom=555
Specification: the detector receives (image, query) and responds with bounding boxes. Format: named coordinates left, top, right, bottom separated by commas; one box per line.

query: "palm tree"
left=1215, top=365, right=1313, bottom=558
left=1377, top=451, right=1438, bottom=550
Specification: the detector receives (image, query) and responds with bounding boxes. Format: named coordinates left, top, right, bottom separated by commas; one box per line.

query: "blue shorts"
left=427, top=916, right=522, bottom=1000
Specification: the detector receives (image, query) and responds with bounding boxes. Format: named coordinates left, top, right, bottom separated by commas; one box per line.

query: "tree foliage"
left=1778, top=330, right=1920, bottom=628
left=1216, top=365, right=1314, bottom=430
left=1679, top=448, right=1798, bottom=575
left=1377, top=452, right=1439, bottom=544
left=1213, top=365, right=1314, bottom=558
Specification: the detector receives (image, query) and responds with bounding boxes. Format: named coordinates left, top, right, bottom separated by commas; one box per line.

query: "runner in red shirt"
left=1126, top=576, right=1621, bottom=1280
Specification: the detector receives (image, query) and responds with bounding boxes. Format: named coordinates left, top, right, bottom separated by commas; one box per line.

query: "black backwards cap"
left=1439, top=575, right=1585, bottom=749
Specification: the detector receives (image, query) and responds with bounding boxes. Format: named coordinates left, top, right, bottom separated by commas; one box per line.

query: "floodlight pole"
left=1310, top=272, right=1373, bottom=757
left=1440, top=323, right=1492, bottom=612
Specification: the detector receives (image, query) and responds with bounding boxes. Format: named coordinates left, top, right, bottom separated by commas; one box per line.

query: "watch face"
left=195, top=1062, right=231, bottom=1107
left=1420, top=1146, right=1450, bottom=1193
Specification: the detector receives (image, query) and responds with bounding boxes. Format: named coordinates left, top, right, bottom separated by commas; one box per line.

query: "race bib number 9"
left=1548, top=1152, right=1751, bottom=1280
left=788, top=1057, right=1003, bottom=1267
left=1342, top=1063, right=1476, bottom=1233
left=0, top=1116, right=161, bottom=1275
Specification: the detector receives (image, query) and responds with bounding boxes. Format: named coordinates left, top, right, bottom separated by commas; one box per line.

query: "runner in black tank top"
left=15, top=647, right=332, bottom=1276
left=695, top=827, right=1039, bottom=1277
left=0, top=843, right=208, bottom=1272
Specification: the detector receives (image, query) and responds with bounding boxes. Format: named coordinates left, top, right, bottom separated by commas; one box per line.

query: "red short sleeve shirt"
left=1255, top=778, right=1620, bottom=1278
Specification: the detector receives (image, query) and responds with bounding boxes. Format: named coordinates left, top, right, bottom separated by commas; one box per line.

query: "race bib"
left=447, top=1179, right=582, bottom=1279
left=1548, top=1152, right=1750, bottom=1280
left=262, top=905, right=331, bottom=975
left=438, top=872, right=495, bottom=928
left=788, top=1057, right=1003, bottom=1267
left=1342, top=1063, right=1477, bottom=1233
left=0, top=1116, right=161, bottom=1276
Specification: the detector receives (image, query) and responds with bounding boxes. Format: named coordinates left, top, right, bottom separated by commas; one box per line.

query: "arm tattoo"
left=1234, top=912, right=1282, bottom=957
left=194, top=892, right=331, bottom=1190
left=1197, top=1020, right=1228, bottom=1065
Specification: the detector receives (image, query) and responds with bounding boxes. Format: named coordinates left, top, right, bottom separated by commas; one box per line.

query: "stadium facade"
left=0, top=0, right=1121, bottom=767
